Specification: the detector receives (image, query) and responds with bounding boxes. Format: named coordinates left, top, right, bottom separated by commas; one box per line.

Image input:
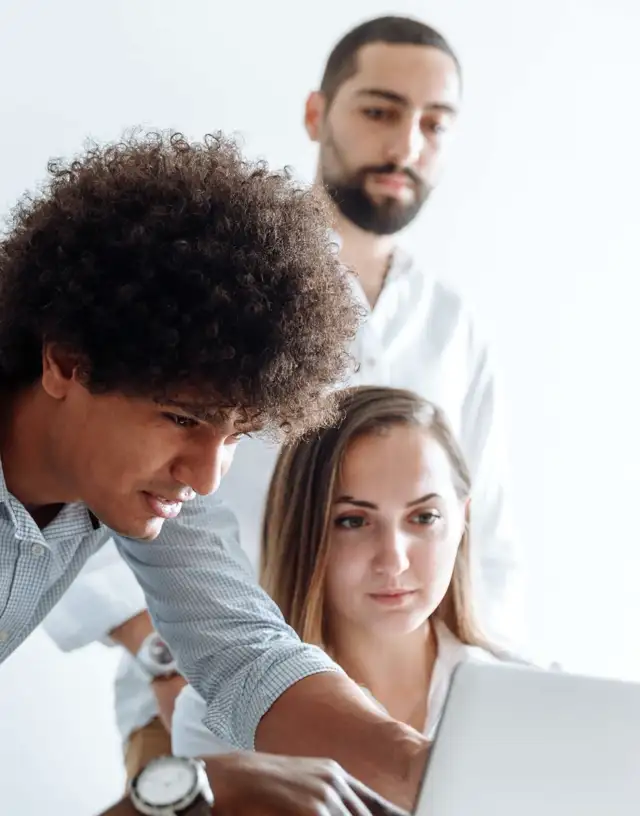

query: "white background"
left=1, top=0, right=639, bottom=813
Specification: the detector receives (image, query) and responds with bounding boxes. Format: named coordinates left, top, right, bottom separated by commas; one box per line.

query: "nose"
left=385, top=114, right=425, bottom=169
left=372, top=526, right=411, bottom=577
left=171, top=436, right=228, bottom=497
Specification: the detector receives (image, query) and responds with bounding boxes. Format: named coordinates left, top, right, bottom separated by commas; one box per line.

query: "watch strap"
left=97, top=796, right=138, bottom=815
left=96, top=794, right=211, bottom=816
left=178, top=795, right=211, bottom=815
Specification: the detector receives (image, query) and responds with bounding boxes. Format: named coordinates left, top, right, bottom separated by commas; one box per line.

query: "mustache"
left=359, top=163, right=423, bottom=187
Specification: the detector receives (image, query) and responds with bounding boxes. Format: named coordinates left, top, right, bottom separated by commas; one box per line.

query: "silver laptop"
left=414, top=661, right=640, bottom=816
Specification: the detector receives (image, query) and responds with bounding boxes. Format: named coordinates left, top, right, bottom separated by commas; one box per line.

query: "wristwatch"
left=130, top=755, right=213, bottom=815
left=135, top=632, right=178, bottom=678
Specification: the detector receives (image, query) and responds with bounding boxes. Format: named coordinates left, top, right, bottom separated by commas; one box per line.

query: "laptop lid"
left=414, top=661, right=640, bottom=816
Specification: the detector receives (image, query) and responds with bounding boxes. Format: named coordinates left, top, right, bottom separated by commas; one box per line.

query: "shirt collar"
left=0, top=454, right=100, bottom=543
left=0, top=457, right=11, bottom=506
left=330, top=230, right=414, bottom=282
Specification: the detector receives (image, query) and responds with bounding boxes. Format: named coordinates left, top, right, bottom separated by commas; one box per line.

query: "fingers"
left=311, top=783, right=371, bottom=816
left=313, top=761, right=373, bottom=816
left=346, top=775, right=410, bottom=816
left=336, top=779, right=376, bottom=816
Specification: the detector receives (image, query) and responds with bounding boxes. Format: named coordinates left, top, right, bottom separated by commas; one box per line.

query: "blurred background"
left=0, top=0, right=638, bottom=812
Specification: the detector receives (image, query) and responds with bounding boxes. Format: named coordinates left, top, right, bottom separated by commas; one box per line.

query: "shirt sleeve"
left=171, top=683, right=233, bottom=758
left=41, top=536, right=147, bottom=651
left=115, top=494, right=342, bottom=750
left=458, top=313, right=527, bottom=649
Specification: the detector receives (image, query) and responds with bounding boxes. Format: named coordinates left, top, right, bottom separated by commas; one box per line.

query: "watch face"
left=136, top=756, right=197, bottom=806
left=148, top=635, right=174, bottom=667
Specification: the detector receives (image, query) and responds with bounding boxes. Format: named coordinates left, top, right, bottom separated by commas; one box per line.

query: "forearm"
left=255, top=672, right=428, bottom=810
left=109, top=609, right=155, bottom=655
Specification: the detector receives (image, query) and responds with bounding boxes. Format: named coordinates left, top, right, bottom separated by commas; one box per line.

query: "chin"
left=99, top=511, right=166, bottom=541
left=370, top=607, right=432, bottom=636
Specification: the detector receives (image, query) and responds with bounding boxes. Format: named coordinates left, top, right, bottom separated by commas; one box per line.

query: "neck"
left=0, top=386, right=72, bottom=510
left=331, top=620, right=437, bottom=731
left=324, top=194, right=396, bottom=308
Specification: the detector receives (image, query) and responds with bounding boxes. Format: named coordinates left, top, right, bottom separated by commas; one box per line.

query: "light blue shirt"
left=0, top=459, right=340, bottom=748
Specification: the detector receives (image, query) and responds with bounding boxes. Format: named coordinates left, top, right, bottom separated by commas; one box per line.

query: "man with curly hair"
left=0, top=131, right=420, bottom=814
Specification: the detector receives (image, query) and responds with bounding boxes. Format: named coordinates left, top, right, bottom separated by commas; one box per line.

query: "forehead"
left=334, top=42, right=461, bottom=111
left=337, top=425, right=455, bottom=499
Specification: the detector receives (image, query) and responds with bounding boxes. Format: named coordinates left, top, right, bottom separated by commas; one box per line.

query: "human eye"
left=227, top=431, right=253, bottom=444
left=410, top=509, right=442, bottom=526
left=162, top=412, right=200, bottom=429
left=423, top=116, right=451, bottom=137
left=334, top=514, right=367, bottom=530
left=362, top=107, right=396, bottom=123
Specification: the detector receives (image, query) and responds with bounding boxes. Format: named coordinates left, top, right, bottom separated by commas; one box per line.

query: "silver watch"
left=135, top=632, right=178, bottom=678
left=130, top=755, right=213, bottom=815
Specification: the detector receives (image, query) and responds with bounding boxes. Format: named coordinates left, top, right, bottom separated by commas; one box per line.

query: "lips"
left=371, top=173, right=411, bottom=192
left=370, top=589, right=415, bottom=596
left=144, top=492, right=185, bottom=520
left=368, top=589, right=418, bottom=604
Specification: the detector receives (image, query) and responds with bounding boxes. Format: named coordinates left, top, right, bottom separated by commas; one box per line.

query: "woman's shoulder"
left=433, top=619, right=533, bottom=669
left=460, top=639, right=549, bottom=671
left=460, top=642, right=503, bottom=665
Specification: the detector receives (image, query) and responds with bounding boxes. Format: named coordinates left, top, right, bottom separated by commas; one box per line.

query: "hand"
left=205, top=752, right=411, bottom=815
left=151, top=674, right=187, bottom=731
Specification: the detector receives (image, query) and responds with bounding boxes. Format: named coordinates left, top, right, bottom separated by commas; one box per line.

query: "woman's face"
left=324, top=424, right=467, bottom=640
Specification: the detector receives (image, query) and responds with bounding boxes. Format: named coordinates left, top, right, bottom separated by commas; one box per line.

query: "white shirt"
left=42, top=245, right=523, bottom=744
left=171, top=618, right=501, bottom=757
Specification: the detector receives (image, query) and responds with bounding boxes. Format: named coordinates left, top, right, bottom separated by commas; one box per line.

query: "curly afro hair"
left=0, top=130, right=362, bottom=437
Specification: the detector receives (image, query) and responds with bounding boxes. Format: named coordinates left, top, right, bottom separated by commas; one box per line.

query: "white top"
left=171, top=618, right=501, bottom=757
left=41, top=245, right=523, bottom=745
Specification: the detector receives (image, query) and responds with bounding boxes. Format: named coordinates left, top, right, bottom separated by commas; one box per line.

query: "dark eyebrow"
left=160, top=400, right=216, bottom=423
left=356, top=88, right=457, bottom=116
left=335, top=496, right=378, bottom=510
left=334, top=492, right=440, bottom=510
left=159, top=399, right=264, bottom=432
left=406, top=493, right=440, bottom=507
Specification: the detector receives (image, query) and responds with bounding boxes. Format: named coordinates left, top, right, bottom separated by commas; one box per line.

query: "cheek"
left=330, top=117, right=377, bottom=165
left=324, top=545, right=369, bottom=614
left=90, top=425, right=175, bottom=486
left=412, top=534, right=460, bottom=592
left=220, top=445, right=237, bottom=478
left=422, top=143, right=449, bottom=179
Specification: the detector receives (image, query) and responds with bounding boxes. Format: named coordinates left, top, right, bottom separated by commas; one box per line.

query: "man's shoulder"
left=398, top=247, right=473, bottom=327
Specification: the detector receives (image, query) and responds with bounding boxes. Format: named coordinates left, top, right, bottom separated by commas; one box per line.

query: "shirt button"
left=0, top=631, right=9, bottom=643
left=31, top=543, right=45, bottom=557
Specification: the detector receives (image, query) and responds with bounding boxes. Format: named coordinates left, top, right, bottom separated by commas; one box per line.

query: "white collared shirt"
left=42, top=243, right=523, bottom=744
left=170, top=618, right=502, bottom=758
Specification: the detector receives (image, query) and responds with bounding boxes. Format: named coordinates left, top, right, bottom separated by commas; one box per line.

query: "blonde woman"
left=172, top=386, right=513, bottom=755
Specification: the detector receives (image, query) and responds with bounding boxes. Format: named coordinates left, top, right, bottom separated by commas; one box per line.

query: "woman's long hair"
left=260, top=385, right=492, bottom=652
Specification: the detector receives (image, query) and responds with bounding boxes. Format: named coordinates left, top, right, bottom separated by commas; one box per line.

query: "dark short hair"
left=0, top=130, right=361, bottom=437
left=320, top=15, right=461, bottom=103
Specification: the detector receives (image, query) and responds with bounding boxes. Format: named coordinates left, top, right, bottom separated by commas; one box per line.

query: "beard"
left=320, top=134, right=432, bottom=235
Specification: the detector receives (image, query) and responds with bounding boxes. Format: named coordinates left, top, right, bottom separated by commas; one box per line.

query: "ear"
left=41, top=343, right=79, bottom=400
left=304, top=91, right=327, bottom=142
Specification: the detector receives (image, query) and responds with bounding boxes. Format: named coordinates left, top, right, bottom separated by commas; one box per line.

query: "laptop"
left=414, top=661, right=640, bottom=816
